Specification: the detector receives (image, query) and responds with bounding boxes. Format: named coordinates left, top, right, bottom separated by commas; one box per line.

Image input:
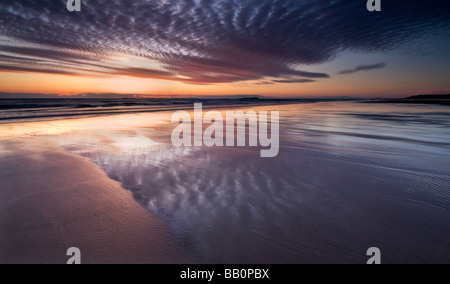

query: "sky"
left=0, top=0, right=449, bottom=98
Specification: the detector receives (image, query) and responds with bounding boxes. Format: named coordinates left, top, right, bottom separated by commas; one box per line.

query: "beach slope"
left=0, top=138, right=190, bottom=264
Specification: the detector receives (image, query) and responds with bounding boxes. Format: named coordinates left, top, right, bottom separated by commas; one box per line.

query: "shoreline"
left=1, top=101, right=449, bottom=263
left=0, top=138, right=193, bottom=264
left=0, top=98, right=356, bottom=125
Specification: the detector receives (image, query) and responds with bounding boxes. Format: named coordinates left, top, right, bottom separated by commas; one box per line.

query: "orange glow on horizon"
left=0, top=70, right=447, bottom=98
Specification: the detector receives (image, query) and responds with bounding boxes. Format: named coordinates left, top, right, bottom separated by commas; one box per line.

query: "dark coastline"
left=369, top=94, right=450, bottom=106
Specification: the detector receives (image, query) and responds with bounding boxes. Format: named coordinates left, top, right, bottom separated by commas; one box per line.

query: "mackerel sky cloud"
left=0, top=0, right=449, bottom=90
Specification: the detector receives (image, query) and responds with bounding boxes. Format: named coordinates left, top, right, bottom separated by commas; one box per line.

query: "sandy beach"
left=0, top=138, right=192, bottom=264
left=1, top=101, right=450, bottom=264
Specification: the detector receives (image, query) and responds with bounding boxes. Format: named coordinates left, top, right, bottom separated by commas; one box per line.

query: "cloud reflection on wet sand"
left=52, top=102, right=450, bottom=263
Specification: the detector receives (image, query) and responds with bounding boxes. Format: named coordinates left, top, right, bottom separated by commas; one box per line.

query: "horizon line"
left=1, top=92, right=448, bottom=100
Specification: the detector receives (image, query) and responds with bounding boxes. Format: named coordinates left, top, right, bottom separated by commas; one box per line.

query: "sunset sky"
left=0, top=0, right=449, bottom=98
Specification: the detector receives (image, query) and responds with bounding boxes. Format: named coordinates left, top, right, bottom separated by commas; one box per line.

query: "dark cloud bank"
left=0, top=0, right=449, bottom=84
left=339, top=63, right=387, bottom=75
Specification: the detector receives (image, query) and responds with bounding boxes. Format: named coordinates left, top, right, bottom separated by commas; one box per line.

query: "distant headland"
left=372, top=94, right=450, bottom=105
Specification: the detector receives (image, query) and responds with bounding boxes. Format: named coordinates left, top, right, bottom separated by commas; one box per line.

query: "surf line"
left=171, top=103, right=280, bottom=158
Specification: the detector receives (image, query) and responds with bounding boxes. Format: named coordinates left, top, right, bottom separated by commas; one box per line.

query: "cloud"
left=0, top=0, right=449, bottom=84
left=272, top=79, right=315, bottom=84
left=255, top=81, right=275, bottom=85
left=0, top=64, right=77, bottom=75
left=339, top=63, right=387, bottom=75
left=110, top=67, right=176, bottom=80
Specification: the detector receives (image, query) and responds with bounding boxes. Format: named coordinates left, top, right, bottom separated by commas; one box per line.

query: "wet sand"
left=0, top=138, right=192, bottom=264
left=1, top=102, right=450, bottom=263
